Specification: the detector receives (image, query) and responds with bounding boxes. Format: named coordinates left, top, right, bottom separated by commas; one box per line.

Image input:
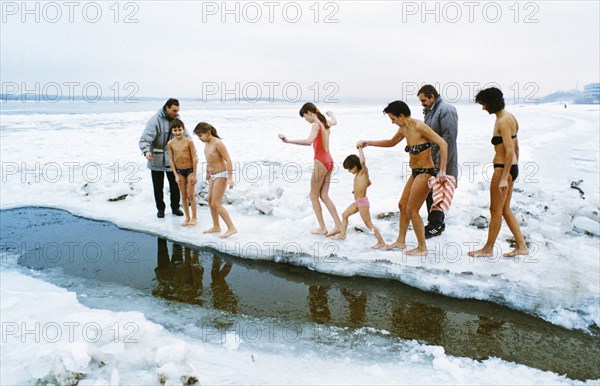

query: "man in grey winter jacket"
left=417, top=85, right=459, bottom=238
left=139, top=98, right=190, bottom=218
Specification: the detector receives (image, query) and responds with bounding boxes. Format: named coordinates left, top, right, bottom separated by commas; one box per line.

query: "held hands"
left=325, top=111, right=334, bottom=117
left=356, top=141, right=368, bottom=149
left=278, top=134, right=288, bottom=143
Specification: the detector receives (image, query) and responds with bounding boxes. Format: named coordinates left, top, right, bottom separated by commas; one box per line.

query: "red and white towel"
left=427, top=176, right=457, bottom=215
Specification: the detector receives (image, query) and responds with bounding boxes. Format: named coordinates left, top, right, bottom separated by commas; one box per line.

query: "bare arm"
left=419, top=123, right=448, bottom=179
left=326, top=111, right=337, bottom=127
left=279, top=123, right=319, bottom=146
left=358, top=129, right=404, bottom=148
left=167, top=141, right=179, bottom=182
left=216, top=140, right=236, bottom=188
left=358, top=146, right=367, bottom=169
left=498, top=119, right=516, bottom=188
left=188, top=139, right=198, bottom=184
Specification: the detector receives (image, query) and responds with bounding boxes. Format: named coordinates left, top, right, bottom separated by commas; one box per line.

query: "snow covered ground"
left=1, top=100, right=599, bottom=384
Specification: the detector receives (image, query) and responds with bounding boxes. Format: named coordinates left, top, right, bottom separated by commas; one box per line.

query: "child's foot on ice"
left=311, top=228, right=327, bottom=235
left=203, top=227, right=221, bottom=234
left=220, top=228, right=238, bottom=238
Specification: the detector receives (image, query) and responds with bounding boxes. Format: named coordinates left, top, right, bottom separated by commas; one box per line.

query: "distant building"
left=584, top=83, right=600, bottom=104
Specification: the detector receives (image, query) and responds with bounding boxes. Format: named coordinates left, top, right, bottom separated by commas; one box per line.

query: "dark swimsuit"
left=176, top=168, right=194, bottom=177
left=491, top=134, right=518, bottom=180
left=405, top=142, right=437, bottom=178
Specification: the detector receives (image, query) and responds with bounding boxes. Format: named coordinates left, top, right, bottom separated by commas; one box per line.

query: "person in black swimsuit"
left=358, top=101, right=448, bottom=256
left=469, top=87, right=528, bottom=258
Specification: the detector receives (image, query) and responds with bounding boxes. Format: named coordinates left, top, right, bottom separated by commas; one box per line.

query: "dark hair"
left=193, top=122, right=221, bottom=139
left=475, top=87, right=505, bottom=113
left=343, top=154, right=362, bottom=171
left=170, top=118, right=185, bottom=130
left=164, top=98, right=180, bottom=109
left=417, top=85, right=439, bottom=99
left=299, top=102, right=329, bottom=129
left=383, top=100, right=411, bottom=117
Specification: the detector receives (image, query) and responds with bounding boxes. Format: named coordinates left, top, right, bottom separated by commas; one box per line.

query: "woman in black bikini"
left=469, top=87, right=528, bottom=258
left=359, top=101, right=447, bottom=256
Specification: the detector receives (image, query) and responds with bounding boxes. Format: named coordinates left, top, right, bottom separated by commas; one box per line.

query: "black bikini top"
left=405, top=141, right=432, bottom=154
left=491, top=135, right=517, bottom=145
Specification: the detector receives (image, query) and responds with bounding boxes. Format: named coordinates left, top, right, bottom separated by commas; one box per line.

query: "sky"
left=1, top=0, right=599, bottom=102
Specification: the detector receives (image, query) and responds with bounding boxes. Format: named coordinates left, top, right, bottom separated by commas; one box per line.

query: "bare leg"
left=385, top=176, right=413, bottom=250
left=501, top=177, right=529, bottom=257
left=203, top=180, right=221, bottom=233
left=333, top=204, right=358, bottom=240
left=405, top=174, right=432, bottom=256
left=468, top=169, right=508, bottom=257
left=319, top=169, right=342, bottom=237
left=210, top=178, right=237, bottom=238
left=179, top=176, right=191, bottom=226
left=309, top=162, right=329, bottom=235
left=187, top=177, right=198, bottom=226
left=357, top=206, right=385, bottom=249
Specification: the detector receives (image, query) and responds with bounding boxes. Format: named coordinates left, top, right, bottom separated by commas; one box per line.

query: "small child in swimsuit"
left=193, top=122, right=237, bottom=239
left=333, top=145, right=386, bottom=249
left=167, top=119, right=198, bottom=226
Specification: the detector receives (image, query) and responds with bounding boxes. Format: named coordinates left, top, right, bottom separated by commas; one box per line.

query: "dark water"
left=1, top=207, right=599, bottom=380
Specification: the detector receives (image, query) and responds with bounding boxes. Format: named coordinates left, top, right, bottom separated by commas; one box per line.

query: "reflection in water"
left=340, top=288, right=367, bottom=327
left=210, top=255, right=238, bottom=314
left=3, top=207, right=599, bottom=381
left=308, top=285, right=331, bottom=324
left=391, top=301, right=446, bottom=344
left=153, top=238, right=204, bottom=305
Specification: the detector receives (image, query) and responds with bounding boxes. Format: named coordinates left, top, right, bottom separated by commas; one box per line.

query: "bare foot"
left=405, top=246, right=428, bottom=256
left=187, top=219, right=197, bottom=226
left=384, top=241, right=406, bottom=251
left=467, top=248, right=493, bottom=257
left=503, top=247, right=529, bottom=257
left=311, top=228, right=327, bottom=235
left=325, top=228, right=341, bottom=237
left=220, top=228, right=238, bottom=238
left=332, top=234, right=346, bottom=240
left=203, top=227, right=221, bottom=234
left=181, top=219, right=190, bottom=226
left=371, top=242, right=385, bottom=249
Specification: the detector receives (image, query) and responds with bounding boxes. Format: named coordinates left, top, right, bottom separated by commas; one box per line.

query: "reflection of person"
left=358, top=101, right=447, bottom=256
left=194, top=123, right=237, bottom=238
left=167, top=119, right=198, bottom=226
left=139, top=98, right=188, bottom=218
left=333, top=145, right=386, bottom=249
left=308, top=285, right=331, bottom=324
left=210, top=255, right=238, bottom=314
left=469, top=88, right=528, bottom=258
left=417, top=85, right=459, bottom=238
left=153, top=238, right=204, bottom=305
left=278, top=103, right=342, bottom=237
left=340, top=288, right=367, bottom=326
left=391, top=302, right=445, bottom=344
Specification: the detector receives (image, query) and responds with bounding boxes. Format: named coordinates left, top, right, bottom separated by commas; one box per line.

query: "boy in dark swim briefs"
left=167, top=119, right=199, bottom=226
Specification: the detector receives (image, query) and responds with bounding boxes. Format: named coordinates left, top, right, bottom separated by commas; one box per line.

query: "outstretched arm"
left=278, top=123, right=320, bottom=146
left=358, top=146, right=367, bottom=169
left=357, top=129, right=404, bottom=148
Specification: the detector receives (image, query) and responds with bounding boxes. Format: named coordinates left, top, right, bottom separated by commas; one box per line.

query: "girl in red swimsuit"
left=278, top=103, right=342, bottom=236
